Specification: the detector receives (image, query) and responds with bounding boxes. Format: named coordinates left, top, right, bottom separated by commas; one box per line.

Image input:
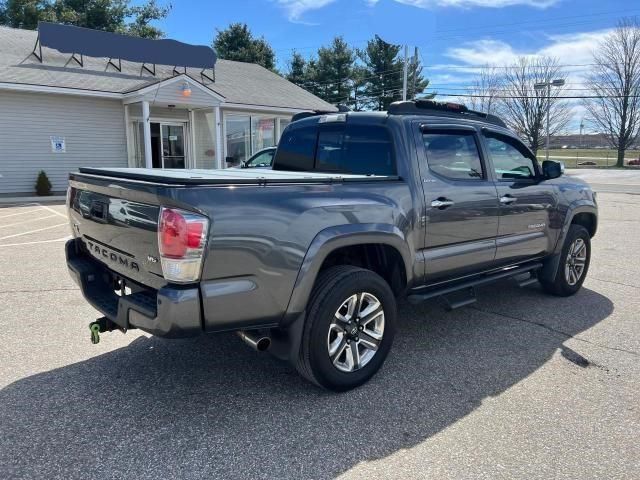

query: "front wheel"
left=296, top=266, right=397, bottom=391
left=540, top=224, right=591, bottom=296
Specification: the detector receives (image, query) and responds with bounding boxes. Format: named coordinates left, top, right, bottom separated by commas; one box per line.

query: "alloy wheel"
left=327, top=292, right=385, bottom=373
left=565, top=238, right=587, bottom=286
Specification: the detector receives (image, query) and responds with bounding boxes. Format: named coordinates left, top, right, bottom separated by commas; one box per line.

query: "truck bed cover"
left=75, top=168, right=401, bottom=185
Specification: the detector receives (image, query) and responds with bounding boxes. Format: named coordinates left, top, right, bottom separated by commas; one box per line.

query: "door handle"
left=500, top=195, right=517, bottom=205
left=431, top=198, right=455, bottom=209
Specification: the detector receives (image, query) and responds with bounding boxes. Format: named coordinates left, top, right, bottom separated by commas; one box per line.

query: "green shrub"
left=35, top=170, right=52, bottom=196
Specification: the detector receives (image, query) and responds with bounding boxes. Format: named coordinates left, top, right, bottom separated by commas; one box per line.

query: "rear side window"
left=273, top=125, right=317, bottom=171
left=423, top=132, right=484, bottom=180
left=274, top=121, right=396, bottom=175
left=342, top=125, right=395, bottom=175
left=315, top=124, right=396, bottom=175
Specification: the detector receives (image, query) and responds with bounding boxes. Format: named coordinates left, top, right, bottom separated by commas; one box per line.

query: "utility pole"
left=410, top=46, right=418, bottom=100
left=579, top=119, right=584, bottom=149
left=402, top=44, right=408, bottom=101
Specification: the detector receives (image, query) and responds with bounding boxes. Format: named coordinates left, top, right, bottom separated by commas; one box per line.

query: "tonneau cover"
left=75, top=167, right=399, bottom=185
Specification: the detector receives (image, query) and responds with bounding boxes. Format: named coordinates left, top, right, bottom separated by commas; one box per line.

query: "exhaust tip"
left=237, top=330, right=271, bottom=352
left=255, top=337, right=271, bottom=352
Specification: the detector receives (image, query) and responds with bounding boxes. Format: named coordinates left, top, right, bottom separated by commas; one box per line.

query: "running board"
left=407, top=262, right=543, bottom=306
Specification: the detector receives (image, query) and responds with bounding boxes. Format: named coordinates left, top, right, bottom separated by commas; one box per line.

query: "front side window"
left=423, top=132, right=484, bottom=180
left=485, top=135, right=537, bottom=180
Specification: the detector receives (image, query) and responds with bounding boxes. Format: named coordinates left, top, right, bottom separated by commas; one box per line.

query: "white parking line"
left=0, top=236, right=71, bottom=247
left=37, top=203, right=68, bottom=219
left=0, top=214, right=58, bottom=229
left=0, top=223, right=68, bottom=241
left=0, top=209, right=43, bottom=219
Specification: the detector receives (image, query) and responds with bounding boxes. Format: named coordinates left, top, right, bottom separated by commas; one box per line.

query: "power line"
left=427, top=92, right=640, bottom=99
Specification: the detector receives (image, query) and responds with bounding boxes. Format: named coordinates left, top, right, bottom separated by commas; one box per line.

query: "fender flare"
left=540, top=201, right=597, bottom=282
left=554, top=201, right=598, bottom=254
left=284, top=223, right=413, bottom=318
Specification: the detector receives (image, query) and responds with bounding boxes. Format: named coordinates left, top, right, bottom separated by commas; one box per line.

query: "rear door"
left=480, top=129, right=558, bottom=264
left=416, top=124, right=500, bottom=282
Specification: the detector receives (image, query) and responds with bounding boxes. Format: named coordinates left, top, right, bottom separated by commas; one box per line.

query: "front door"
left=481, top=130, right=558, bottom=264
left=417, top=125, right=500, bottom=283
left=159, top=123, right=186, bottom=169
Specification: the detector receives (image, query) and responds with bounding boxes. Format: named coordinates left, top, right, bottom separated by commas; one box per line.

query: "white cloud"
left=390, top=0, right=557, bottom=8
left=277, top=0, right=558, bottom=22
left=444, top=29, right=611, bottom=67
left=275, top=0, right=337, bottom=22
left=439, top=29, right=614, bottom=132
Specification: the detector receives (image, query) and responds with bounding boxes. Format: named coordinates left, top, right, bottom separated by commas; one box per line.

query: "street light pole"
left=534, top=78, right=565, bottom=162
left=545, top=83, right=551, bottom=161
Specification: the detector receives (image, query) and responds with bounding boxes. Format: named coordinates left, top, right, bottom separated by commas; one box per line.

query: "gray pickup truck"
left=65, top=100, right=597, bottom=391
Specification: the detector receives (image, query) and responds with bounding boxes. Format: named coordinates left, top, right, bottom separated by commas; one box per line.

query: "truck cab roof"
left=291, top=99, right=509, bottom=130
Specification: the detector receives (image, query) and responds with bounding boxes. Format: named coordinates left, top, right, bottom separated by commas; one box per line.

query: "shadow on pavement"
left=0, top=282, right=613, bottom=480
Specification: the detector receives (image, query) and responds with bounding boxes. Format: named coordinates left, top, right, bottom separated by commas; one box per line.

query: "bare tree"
left=468, top=67, right=501, bottom=114
left=497, top=57, right=572, bottom=154
left=583, top=18, right=640, bottom=167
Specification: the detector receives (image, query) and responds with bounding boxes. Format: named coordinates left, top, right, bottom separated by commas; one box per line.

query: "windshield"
left=246, top=149, right=275, bottom=168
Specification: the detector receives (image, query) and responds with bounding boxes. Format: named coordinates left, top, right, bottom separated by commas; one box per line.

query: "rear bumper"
left=66, top=239, right=202, bottom=338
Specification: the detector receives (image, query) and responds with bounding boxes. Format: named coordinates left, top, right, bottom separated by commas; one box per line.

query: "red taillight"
left=160, top=208, right=188, bottom=258
left=158, top=207, right=208, bottom=282
left=187, top=222, right=204, bottom=249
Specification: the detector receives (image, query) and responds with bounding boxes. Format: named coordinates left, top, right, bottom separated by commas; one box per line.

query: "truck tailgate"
left=68, top=182, right=166, bottom=290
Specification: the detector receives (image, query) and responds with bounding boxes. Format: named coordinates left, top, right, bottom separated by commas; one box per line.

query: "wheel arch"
left=541, top=203, right=597, bottom=283
left=284, top=224, right=412, bottom=320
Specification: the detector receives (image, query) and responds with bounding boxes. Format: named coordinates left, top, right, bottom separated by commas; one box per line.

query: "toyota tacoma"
left=65, top=100, right=597, bottom=391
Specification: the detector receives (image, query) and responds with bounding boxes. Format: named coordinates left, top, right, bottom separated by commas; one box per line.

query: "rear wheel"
left=296, top=266, right=396, bottom=391
left=540, top=224, right=591, bottom=296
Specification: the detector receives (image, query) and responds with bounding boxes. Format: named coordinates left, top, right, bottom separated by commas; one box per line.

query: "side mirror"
left=542, top=160, right=563, bottom=179
left=240, top=161, right=247, bottom=169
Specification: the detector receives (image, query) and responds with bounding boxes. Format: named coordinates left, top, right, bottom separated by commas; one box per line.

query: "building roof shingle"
left=0, top=26, right=336, bottom=111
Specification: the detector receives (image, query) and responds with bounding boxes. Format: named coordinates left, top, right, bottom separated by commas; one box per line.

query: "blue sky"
left=149, top=0, right=637, bottom=131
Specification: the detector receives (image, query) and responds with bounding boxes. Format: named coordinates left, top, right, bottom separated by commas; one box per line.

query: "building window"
left=225, top=115, right=251, bottom=167
left=278, top=118, right=291, bottom=140
left=225, top=114, right=291, bottom=168
left=252, top=117, right=275, bottom=154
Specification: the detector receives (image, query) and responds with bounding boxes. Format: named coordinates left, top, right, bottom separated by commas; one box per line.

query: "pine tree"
left=359, top=36, right=405, bottom=111
left=213, top=23, right=276, bottom=71
left=313, top=36, right=355, bottom=105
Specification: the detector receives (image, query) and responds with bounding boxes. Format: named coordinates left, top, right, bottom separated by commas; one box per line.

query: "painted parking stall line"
left=0, top=223, right=69, bottom=241
left=0, top=208, right=44, bottom=219
left=37, top=203, right=69, bottom=219
left=0, top=214, right=59, bottom=229
left=0, top=236, right=71, bottom=248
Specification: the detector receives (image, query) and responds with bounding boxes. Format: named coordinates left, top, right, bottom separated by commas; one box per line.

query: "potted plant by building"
left=35, top=170, right=52, bottom=196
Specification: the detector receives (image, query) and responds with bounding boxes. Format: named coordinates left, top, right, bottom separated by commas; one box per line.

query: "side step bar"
left=407, top=262, right=543, bottom=307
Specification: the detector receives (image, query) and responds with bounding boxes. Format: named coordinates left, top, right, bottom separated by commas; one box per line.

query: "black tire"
left=296, top=265, right=397, bottom=391
left=540, top=224, right=591, bottom=296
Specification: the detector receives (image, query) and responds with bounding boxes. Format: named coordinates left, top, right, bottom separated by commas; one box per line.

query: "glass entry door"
left=160, top=123, right=186, bottom=169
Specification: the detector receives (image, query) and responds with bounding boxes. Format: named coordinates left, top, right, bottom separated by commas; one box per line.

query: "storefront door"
left=159, top=123, right=186, bottom=169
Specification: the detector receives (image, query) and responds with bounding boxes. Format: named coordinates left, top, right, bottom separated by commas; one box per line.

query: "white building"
left=0, top=26, right=335, bottom=195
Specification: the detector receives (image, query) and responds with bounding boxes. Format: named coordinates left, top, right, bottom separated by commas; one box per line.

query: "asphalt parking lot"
left=1, top=183, right=639, bottom=479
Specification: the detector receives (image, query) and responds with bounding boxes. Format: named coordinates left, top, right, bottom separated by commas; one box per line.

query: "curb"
left=0, top=196, right=66, bottom=205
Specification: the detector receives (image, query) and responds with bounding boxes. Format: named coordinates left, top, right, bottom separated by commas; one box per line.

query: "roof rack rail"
left=291, top=104, right=350, bottom=123
left=388, top=99, right=507, bottom=128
